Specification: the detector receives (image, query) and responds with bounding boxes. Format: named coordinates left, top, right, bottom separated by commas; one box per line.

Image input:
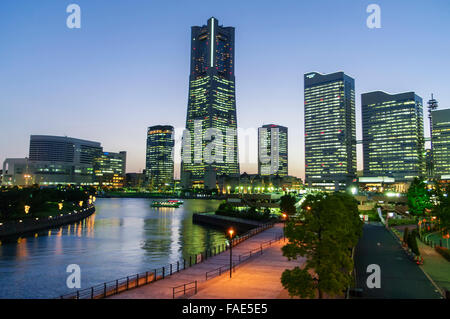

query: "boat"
left=151, top=200, right=184, bottom=208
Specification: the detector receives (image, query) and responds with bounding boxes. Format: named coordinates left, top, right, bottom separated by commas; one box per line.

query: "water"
left=0, top=198, right=226, bottom=299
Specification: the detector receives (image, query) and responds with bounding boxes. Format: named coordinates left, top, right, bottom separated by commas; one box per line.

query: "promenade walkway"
left=109, top=224, right=304, bottom=299
left=418, top=241, right=450, bottom=292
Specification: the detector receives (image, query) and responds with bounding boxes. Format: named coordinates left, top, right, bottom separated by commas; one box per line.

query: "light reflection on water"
left=0, top=198, right=225, bottom=299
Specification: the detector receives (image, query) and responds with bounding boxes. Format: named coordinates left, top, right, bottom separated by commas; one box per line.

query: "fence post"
left=137, top=274, right=139, bottom=287
left=163, top=267, right=165, bottom=279
left=154, top=269, right=157, bottom=281
left=184, top=259, right=186, bottom=269
left=170, top=264, right=172, bottom=275
left=104, top=283, right=106, bottom=297
left=146, top=271, right=148, bottom=284
left=177, top=261, right=179, bottom=272
left=91, top=287, right=94, bottom=299
left=116, top=280, right=118, bottom=294
left=189, top=256, right=192, bottom=267
left=77, top=290, right=79, bottom=299
left=126, top=276, right=129, bottom=290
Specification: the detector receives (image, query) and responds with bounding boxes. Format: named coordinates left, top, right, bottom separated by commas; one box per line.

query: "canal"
left=0, top=198, right=226, bottom=298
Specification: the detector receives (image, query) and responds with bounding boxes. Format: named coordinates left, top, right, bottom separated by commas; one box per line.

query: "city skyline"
left=1, top=1, right=450, bottom=181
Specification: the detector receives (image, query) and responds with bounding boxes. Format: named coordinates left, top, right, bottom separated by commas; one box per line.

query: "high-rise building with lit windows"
left=431, top=109, right=450, bottom=180
left=304, top=71, right=356, bottom=190
left=94, top=151, right=127, bottom=188
left=181, top=17, right=239, bottom=189
left=362, top=91, right=425, bottom=182
left=146, top=125, right=174, bottom=188
left=258, top=124, right=288, bottom=177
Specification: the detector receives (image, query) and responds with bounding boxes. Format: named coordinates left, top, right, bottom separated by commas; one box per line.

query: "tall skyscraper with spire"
left=181, top=17, right=239, bottom=189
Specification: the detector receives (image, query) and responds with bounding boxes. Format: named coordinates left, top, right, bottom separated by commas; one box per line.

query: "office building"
left=362, top=91, right=425, bottom=183
left=304, top=71, right=356, bottom=190
left=146, top=125, right=174, bottom=189
left=181, top=17, right=239, bottom=189
left=258, top=124, right=288, bottom=177
left=431, top=108, right=450, bottom=180
left=94, top=151, right=127, bottom=188
left=2, top=135, right=103, bottom=186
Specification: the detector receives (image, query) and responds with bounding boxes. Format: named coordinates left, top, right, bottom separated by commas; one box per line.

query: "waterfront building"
left=431, top=108, right=450, bottom=181
left=304, top=71, right=356, bottom=190
left=181, top=17, right=239, bottom=190
left=2, top=135, right=103, bottom=186
left=362, top=91, right=425, bottom=185
left=146, top=125, right=174, bottom=189
left=258, top=124, right=288, bottom=177
left=94, top=151, right=127, bottom=188
left=125, top=172, right=146, bottom=189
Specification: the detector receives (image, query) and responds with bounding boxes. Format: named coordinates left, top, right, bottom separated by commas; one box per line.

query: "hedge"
left=435, top=246, right=450, bottom=262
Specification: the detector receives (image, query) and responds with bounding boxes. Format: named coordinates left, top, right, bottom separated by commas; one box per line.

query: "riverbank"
left=0, top=205, right=95, bottom=240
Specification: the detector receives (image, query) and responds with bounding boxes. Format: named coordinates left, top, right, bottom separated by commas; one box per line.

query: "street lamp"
left=228, top=228, right=235, bottom=278
left=24, top=205, right=30, bottom=214
left=282, top=213, right=287, bottom=240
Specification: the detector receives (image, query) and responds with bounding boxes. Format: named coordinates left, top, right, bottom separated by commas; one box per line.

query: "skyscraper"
left=431, top=108, right=450, bottom=180
left=181, top=17, right=239, bottom=190
left=362, top=91, right=425, bottom=182
left=258, top=124, right=288, bottom=177
left=146, top=125, right=174, bottom=189
left=304, top=71, right=356, bottom=190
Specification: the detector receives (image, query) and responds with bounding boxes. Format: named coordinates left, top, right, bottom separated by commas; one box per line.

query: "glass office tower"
left=181, top=17, right=239, bottom=189
left=258, top=124, right=288, bottom=177
left=362, top=91, right=425, bottom=182
left=431, top=109, right=450, bottom=180
left=94, top=151, right=127, bottom=188
left=304, top=71, right=356, bottom=190
left=146, top=125, right=174, bottom=189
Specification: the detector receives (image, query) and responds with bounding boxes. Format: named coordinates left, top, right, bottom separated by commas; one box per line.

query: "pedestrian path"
left=354, top=224, right=442, bottom=299
left=418, top=240, right=450, bottom=292
left=109, top=224, right=302, bottom=299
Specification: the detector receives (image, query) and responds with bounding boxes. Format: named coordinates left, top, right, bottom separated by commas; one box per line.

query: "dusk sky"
left=1, top=0, right=449, bottom=180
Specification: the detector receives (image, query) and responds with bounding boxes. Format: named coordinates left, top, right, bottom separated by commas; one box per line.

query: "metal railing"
left=172, top=281, right=197, bottom=299
left=59, top=222, right=275, bottom=299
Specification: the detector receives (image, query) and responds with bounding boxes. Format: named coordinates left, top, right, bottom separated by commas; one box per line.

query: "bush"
left=435, top=246, right=450, bottom=262
left=403, top=227, right=409, bottom=244
left=407, top=230, right=420, bottom=255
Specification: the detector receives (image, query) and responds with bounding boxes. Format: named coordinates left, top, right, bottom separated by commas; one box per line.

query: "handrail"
left=172, top=281, right=197, bottom=299
left=59, top=222, right=275, bottom=299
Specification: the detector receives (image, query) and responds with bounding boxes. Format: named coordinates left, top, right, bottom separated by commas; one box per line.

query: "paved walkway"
left=109, top=224, right=303, bottom=299
left=418, top=241, right=450, bottom=292
left=354, top=224, right=442, bottom=299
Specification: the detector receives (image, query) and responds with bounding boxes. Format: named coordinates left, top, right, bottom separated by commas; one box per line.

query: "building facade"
left=431, top=108, right=450, bottom=180
left=146, top=125, right=174, bottom=189
left=94, top=151, right=127, bottom=188
left=304, top=71, right=356, bottom=190
left=258, top=124, right=288, bottom=177
left=362, top=91, right=425, bottom=182
left=2, top=135, right=103, bottom=186
left=181, top=17, right=239, bottom=190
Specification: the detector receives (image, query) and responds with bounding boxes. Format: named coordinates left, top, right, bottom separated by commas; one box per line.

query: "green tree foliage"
left=281, top=192, right=363, bottom=298
left=432, top=184, right=450, bottom=236
left=407, top=230, right=420, bottom=255
left=280, top=194, right=297, bottom=216
left=403, top=227, right=409, bottom=244
left=407, top=178, right=432, bottom=216
left=0, top=186, right=94, bottom=221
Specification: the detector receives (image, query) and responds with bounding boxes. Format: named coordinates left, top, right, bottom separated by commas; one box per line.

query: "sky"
left=1, top=0, right=449, bottom=180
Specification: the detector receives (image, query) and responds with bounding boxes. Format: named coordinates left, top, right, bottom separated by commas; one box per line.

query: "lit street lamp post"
left=282, top=213, right=287, bottom=240
left=228, top=228, right=234, bottom=278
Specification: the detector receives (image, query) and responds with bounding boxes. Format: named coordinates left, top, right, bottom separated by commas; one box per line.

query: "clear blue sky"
left=1, top=0, right=449, bottom=180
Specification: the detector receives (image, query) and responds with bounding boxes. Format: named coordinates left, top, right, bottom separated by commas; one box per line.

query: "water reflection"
left=0, top=198, right=225, bottom=298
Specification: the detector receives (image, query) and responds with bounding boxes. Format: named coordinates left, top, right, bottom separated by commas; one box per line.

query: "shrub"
left=435, top=246, right=450, bottom=262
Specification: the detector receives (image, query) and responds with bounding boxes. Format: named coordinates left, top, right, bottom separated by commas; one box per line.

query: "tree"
left=403, top=227, right=409, bottom=245
left=280, top=194, right=297, bottom=216
left=407, top=230, right=420, bottom=255
left=281, top=192, right=363, bottom=298
left=433, top=184, right=450, bottom=236
left=407, top=178, right=432, bottom=216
